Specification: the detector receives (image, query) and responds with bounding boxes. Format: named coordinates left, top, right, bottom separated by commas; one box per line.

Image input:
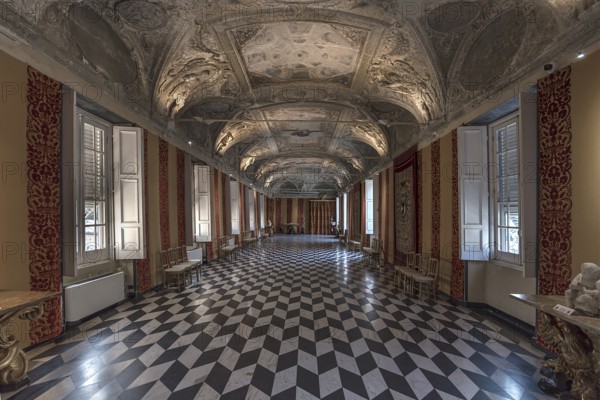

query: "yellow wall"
left=0, top=50, right=31, bottom=347
left=571, top=49, right=600, bottom=278
left=147, top=133, right=161, bottom=285
left=0, top=50, right=29, bottom=292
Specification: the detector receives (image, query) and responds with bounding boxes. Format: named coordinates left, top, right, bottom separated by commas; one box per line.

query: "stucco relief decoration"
left=423, top=2, right=482, bottom=75
left=457, top=8, right=527, bottom=91
left=116, top=0, right=168, bottom=31
left=346, top=123, right=389, bottom=156
left=395, top=164, right=415, bottom=254
left=369, top=24, right=439, bottom=121
left=157, top=57, right=226, bottom=117
left=26, top=66, right=63, bottom=344
left=214, top=121, right=258, bottom=156
left=239, top=22, right=364, bottom=85
left=537, top=67, right=572, bottom=296
left=64, top=3, right=138, bottom=86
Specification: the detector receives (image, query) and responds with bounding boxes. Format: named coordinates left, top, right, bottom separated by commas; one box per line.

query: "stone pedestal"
left=511, top=294, right=600, bottom=400
left=0, top=291, right=59, bottom=391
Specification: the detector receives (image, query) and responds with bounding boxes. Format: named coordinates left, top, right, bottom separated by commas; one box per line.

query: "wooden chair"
left=395, top=252, right=416, bottom=291
left=177, top=246, right=201, bottom=283
left=259, top=228, right=269, bottom=241
left=161, top=249, right=187, bottom=291
left=242, top=230, right=258, bottom=249
left=168, top=247, right=193, bottom=288
left=413, top=258, right=440, bottom=300
left=339, top=229, right=348, bottom=246
left=362, top=237, right=382, bottom=267
left=348, top=233, right=362, bottom=251
left=219, top=235, right=238, bottom=261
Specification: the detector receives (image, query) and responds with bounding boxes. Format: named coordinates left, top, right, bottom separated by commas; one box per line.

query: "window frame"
left=365, top=179, right=374, bottom=235
left=342, top=192, right=348, bottom=232
left=489, top=112, right=522, bottom=266
left=77, top=110, right=113, bottom=267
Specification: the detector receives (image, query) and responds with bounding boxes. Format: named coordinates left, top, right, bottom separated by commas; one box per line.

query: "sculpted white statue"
left=565, top=262, right=600, bottom=315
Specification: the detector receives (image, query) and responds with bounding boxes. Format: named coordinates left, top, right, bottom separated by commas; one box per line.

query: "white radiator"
left=65, top=271, right=125, bottom=322
left=188, top=247, right=203, bottom=262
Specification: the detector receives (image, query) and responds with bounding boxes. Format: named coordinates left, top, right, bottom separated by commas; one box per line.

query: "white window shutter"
left=520, top=91, right=538, bottom=277
left=458, top=126, right=490, bottom=261
left=365, top=180, right=374, bottom=235
left=260, top=194, right=265, bottom=229
left=193, top=165, right=211, bottom=242
left=247, top=187, right=255, bottom=231
left=62, top=88, right=78, bottom=276
left=113, top=126, right=145, bottom=259
left=230, top=180, right=240, bottom=234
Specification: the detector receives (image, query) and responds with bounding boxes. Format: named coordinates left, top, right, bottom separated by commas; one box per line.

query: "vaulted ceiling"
left=2, top=0, right=599, bottom=197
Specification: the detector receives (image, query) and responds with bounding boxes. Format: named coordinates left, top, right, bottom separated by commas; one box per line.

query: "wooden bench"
left=161, top=246, right=200, bottom=291
left=396, top=253, right=439, bottom=299
left=219, top=235, right=238, bottom=261
left=169, top=246, right=201, bottom=283
left=348, top=233, right=362, bottom=251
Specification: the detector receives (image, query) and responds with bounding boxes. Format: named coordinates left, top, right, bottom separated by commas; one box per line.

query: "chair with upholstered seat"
left=394, top=252, right=416, bottom=291
left=219, top=235, right=238, bottom=261
left=161, top=249, right=187, bottom=291
left=242, top=230, right=258, bottom=249
left=348, top=233, right=362, bottom=251
left=339, top=229, right=348, bottom=246
left=412, top=258, right=440, bottom=300
left=362, top=237, right=382, bottom=268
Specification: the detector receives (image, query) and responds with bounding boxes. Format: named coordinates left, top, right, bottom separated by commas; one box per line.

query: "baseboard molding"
left=464, top=301, right=536, bottom=338
left=439, top=294, right=536, bottom=338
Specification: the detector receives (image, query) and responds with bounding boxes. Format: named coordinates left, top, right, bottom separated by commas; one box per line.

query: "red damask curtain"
left=310, top=201, right=335, bottom=234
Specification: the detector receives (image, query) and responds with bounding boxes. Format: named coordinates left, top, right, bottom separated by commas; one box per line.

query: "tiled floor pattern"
left=6, top=235, right=553, bottom=400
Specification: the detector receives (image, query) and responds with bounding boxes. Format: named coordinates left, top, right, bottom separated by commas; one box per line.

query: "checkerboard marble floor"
left=6, top=235, right=553, bottom=400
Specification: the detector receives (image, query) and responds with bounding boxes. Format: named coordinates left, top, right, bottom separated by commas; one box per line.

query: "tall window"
left=79, top=113, right=110, bottom=264
left=491, top=114, right=520, bottom=263
left=365, top=179, right=374, bottom=235
left=64, top=100, right=145, bottom=276
left=247, top=187, right=255, bottom=231
left=230, top=180, right=240, bottom=234
left=342, top=192, right=348, bottom=231
left=259, top=194, right=265, bottom=229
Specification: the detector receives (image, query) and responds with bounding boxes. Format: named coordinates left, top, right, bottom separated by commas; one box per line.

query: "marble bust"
left=565, top=262, right=600, bottom=315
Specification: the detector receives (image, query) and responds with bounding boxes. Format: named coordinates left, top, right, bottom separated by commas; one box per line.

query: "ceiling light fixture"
left=577, top=50, right=585, bottom=59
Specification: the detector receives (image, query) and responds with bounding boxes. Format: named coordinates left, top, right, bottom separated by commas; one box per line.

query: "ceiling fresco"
left=2, top=0, right=600, bottom=197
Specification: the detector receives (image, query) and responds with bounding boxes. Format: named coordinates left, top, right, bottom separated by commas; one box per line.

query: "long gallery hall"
left=2, top=1, right=600, bottom=399
left=6, top=236, right=549, bottom=400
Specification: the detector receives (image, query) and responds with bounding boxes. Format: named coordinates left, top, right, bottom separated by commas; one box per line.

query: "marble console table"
left=0, top=291, right=59, bottom=391
left=511, top=293, right=600, bottom=399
